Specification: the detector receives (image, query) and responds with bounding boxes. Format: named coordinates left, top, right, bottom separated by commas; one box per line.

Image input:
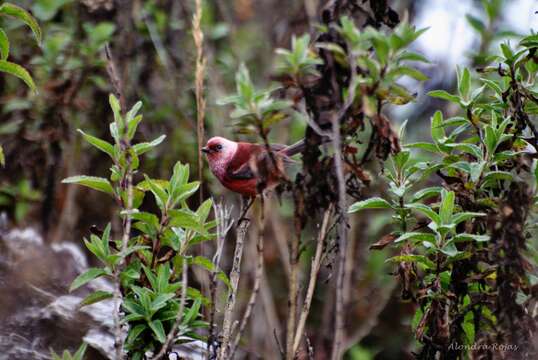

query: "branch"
left=208, top=202, right=234, bottom=358
left=293, top=205, right=333, bottom=353
left=229, top=195, right=266, bottom=358
left=218, top=210, right=251, bottom=359
left=286, top=213, right=302, bottom=359
left=104, top=44, right=126, bottom=114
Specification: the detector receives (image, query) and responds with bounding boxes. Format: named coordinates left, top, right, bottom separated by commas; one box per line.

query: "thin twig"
left=229, top=195, right=266, bottom=358
left=153, top=259, right=189, bottom=360
left=208, top=202, right=234, bottom=359
left=193, top=0, right=207, bottom=203
left=286, top=214, right=302, bottom=359
left=274, top=328, right=285, bottom=358
left=293, top=205, right=333, bottom=353
left=218, top=210, right=251, bottom=359
left=104, top=45, right=126, bottom=114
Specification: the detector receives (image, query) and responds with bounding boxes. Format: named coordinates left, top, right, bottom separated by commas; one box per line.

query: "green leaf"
left=31, top=0, right=73, bottom=22
left=440, top=190, right=455, bottom=224
left=133, top=135, right=166, bottom=155
left=143, top=175, right=168, bottom=210
left=406, top=203, right=441, bottom=224
left=386, top=254, right=436, bottom=269
left=412, top=307, right=423, bottom=332
left=458, top=67, right=471, bottom=99
left=149, top=320, right=166, bottom=343
left=80, top=290, right=113, bottom=307
left=462, top=310, right=475, bottom=345
left=451, top=212, right=485, bottom=225
left=168, top=209, right=200, bottom=230
left=126, top=324, right=146, bottom=346
left=427, top=90, right=461, bottom=104
left=389, top=66, right=428, bottom=81
left=0, top=145, right=4, bottom=167
left=431, top=111, right=445, bottom=144
left=348, top=197, right=392, bottom=213
left=466, top=14, right=485, bottom=33
left=72, top=343, right=88, bottom=360
left=182, top=299, right=202, bottom=325
left=520, top=34, right=538, bottom=49
left=440, top=242, right=460, bottom=257
left=481, top=171, right=513, bottom=184
left=398, top=50, right=429, bottom=63
left=70, top=268, right=108, bottom=292
left=0, top=3, right=42, bottom=44
left=444, top=143, right=483, bottom=159
left=0, top=28, right=9, bottom=60
left=453, top=233, right=490, bottom=242
left=500, top=43, right=514, bottom=62
left=411, top=186, right=443, bottom=202
left=123, top=298, right=146, bottom=316
left=480, top=78, right=503, bottom=95
left=0, top=60, right=36, bottom=91
left=196, top=198, right=213, bottom=222
left=62, top=175, right=114, bottom=195
left=109, top=94, right=122, bottom=128
left=394, top=232, right=436, bottom=243
left=127, top=115, right=143, bottom=141
left=405, top=142, right=439, bottom=153
left=470, top=161, right=486, bottom=183
left=150, top=293, right=175, bottom=312
left=77, top=130, right=114, bottom=158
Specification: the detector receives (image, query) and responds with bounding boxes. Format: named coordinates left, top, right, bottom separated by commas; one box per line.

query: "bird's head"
left=202, top=137, right=238, bottom=166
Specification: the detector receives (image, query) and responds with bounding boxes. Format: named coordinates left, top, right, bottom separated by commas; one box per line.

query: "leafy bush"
left=63, top=95, right=226, bottom=359
left=350, top=33, right=538, bottom=357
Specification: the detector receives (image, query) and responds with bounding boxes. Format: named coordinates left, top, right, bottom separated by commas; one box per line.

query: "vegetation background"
left=0, top=0, right=536, bottom=359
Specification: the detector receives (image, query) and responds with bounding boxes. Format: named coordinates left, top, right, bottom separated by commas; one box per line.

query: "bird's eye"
left=215, top=144, right=223, bottom=151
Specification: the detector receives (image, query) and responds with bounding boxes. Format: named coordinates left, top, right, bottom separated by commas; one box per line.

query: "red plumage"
left=202, top=137, right=299, bottom=197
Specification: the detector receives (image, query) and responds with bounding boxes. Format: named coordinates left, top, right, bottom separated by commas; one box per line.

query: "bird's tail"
left=282, top=136, right=331, bottom=156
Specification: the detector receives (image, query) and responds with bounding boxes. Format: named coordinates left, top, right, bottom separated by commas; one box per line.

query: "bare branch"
left=229, top=195, right=266, bottom=358
left=208, top=201, right=234, bottom=358
left=286, top=215, right=301, bottom=359
left=293, top=205, right=333, bottom=353
left=218, top=209, right=251, bottom=359
left=104, top=44, right=126, bottom=114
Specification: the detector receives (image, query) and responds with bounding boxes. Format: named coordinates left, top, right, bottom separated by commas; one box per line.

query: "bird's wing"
left=226, top=142, right=298, bottom=180
left=228, top=162, right=255, bottom=180
left=225, top=143, right=260, bottom=180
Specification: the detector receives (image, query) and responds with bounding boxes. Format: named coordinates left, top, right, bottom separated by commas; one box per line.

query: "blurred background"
left=0, top=0, right=536, bottom=359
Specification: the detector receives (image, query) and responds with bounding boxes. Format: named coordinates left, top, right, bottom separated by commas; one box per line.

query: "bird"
left=202, top=136, right=307, bottom=198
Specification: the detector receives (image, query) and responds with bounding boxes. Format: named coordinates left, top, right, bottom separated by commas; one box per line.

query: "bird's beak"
left=201, top=147, right=210, bottom=154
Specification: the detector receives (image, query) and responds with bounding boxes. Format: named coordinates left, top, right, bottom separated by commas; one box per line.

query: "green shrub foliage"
left=64, top=95, right=225, bottom=358
left=350, top=33, right=538, bottom=358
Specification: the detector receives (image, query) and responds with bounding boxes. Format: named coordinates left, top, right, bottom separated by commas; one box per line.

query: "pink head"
left=202, top=137, right=238, bottom=176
